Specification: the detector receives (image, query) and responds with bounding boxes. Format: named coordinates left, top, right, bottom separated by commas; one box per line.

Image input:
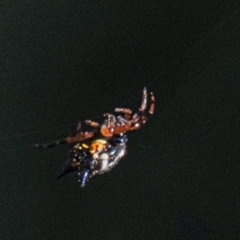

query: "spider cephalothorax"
left=36, top=87, right=155, bottom=187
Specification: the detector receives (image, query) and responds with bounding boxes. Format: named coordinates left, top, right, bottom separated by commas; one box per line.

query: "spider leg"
left=103, top=113, right=117, bottom=128
left=67, top=119, right=101, bottom=144
left=35, top=131, right=96, bottom=148
left=126, top=87, right=148, bottom=125
left=65, top=131, right=95, bottom=144
left=102, top=88, right=155, bottom=135
left=35, top=139, right=67, bottom=148
left=148, top=92, right=155, bottom=115
left=115, top=108, right=132, bottom=120
left=123, top=87, right=147, bottom=129
left=66, top=121, right=82, bottom=138
left=124, top=88, right=155, bottom=131
left=85, top=120, right=100, bottom=128
left=114, top=87, right=148, bottom=120
left=76, top=121, right=82, bottom=131
left=68, top=120, right=97, bottom=139
left=117, top=116, right=128, bottom=125
left=134, top=88, right=155, bottom=118
left=139, top=87, right=147, bottom=112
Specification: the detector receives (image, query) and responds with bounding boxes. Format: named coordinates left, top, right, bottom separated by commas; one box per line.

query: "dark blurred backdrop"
left=2, top=1, right=240, bottom=239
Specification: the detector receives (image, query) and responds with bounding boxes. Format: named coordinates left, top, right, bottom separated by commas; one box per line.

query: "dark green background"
left=2, top=1, right=239, bottom=239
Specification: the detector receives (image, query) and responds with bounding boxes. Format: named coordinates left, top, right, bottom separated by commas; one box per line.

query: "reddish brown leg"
left=35, top=131, right=95, bottom=147
left=85, top=120, right=100, bottom=128
left=139, top=87, right=147, bottom=112
left=148, top=92, right=155, bottom=115
left=125, top=89, right=155, bottom=130
left=65, top=131, right=95, bottom=144
left=103, top=113, right=117, bottom=128
left=116, top=116, right=129, bottom=126
left=115, top=108, right=132, bottom=120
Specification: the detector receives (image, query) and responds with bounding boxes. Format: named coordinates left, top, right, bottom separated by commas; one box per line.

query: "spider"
left=35, top=87, right=155, bottom=187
